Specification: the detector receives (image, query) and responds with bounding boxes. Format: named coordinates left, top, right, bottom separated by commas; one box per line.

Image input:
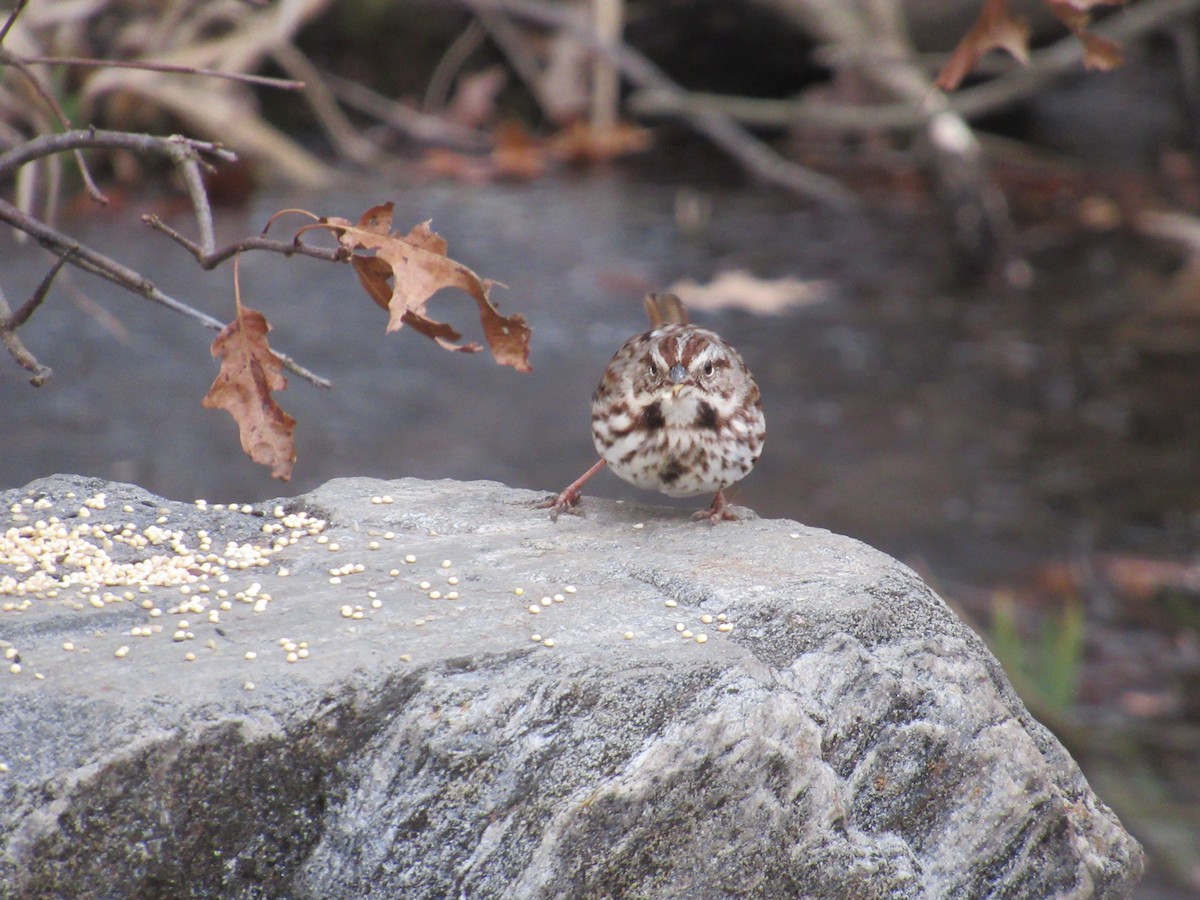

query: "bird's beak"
left=668, top=363, right=687, bottom=397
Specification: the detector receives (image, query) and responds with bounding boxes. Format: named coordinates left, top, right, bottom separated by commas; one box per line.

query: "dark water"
left=3, top=171, right=1196, bottom=584
left=3, top=170, right=1199, bottom=893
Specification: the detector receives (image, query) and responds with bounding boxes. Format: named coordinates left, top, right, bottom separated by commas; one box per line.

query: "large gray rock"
left=0, top=474, right=1141, bottom=898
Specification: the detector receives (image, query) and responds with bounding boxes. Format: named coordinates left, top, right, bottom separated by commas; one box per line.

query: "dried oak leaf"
left=1047, top=0, right=1125, bottom=71
left=936, top=0, right=1031, bottom=91
left=328, top=202, right=532, bottom=372
left=202, top=305, right=297, bottom=481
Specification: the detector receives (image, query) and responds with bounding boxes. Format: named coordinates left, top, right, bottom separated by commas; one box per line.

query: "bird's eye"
left=703, top=362, right=714, bottom=376
left=649, top=362, right=658, bottom=377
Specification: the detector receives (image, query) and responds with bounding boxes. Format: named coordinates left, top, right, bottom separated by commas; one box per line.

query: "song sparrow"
left=542, top=292, right=765, bottom=524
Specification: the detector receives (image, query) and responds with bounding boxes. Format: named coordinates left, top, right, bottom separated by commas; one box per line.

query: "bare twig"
left=0, top=284, right=52, bottom=386
left=425, top=18, right=489, bottom=111
left=8, top=250, right=73, bottom=328
left=142, top=214, right=350, bottom=270
left=459, top=0, right=861, bottom=211
left=0, top=53, right=108, bottom=204
left=0, top=129, right=236, bottom=181
left=0, top=196, right=331, bottom=389
left=0, top=0, right=29, bottom=48
left=13, top=54, right=307, bottom=90
left=635, top=0, right=1200, bottom=133
left=323, top=71, right=492, bottom=151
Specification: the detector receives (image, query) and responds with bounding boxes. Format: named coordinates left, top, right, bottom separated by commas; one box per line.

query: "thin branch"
left=14, top=54, right=307, bottom=91
left=142, top=213, right=350, bottom=270
left=0, top=52, right=108, bottom=203
left=0, top=283, right=51, bottom=386
left=634, top=0, right=1200, bottom=133
left=8, top=250, right=73, bottom=327
left=0, top=196, right=331, bottom=389
left=0, top=128, right=235, bottom=181
left=323, top=71, right=492, bottom=151
left=0, top=0, right=29, bottom=48
left=425, top=18, right=489, bottom=111
left=459, top=0, right=861, bottom=211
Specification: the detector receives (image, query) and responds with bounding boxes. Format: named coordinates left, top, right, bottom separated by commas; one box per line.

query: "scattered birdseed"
left=244, top=651, right=257, bottom=660
left=553, top=594, right=564, bottom=603
left=389, top=569, right=400, bottom=577
left=404, top=554, right=416, bottom=564
left=717, top=613, right=728, bottom=622
left=565, top=585, right=577, bottom=594
left=114, top=646, right=129, bottom=659
left=286, top=652, right=299, bottom=663
left=789, top=532, right=800, bottom=539
left=527, top=605, right=541, bottom=615
left=340, top=605, right=353, bottom=618
left=439, top=559, right=452, bottom=569
left=384, top=532, right=395, bottom=540
left=371, top=599, right=383, bottom=609
left=243, top=681, right=255, bottom=691
left=367, top=590, right=377, bottom=599
left=428, top=591, right=442, bottom=600
left=8, top=663, right=20, bottom=674
left=664, top=599, right=678, bottom=608
left=368, top=541, right=380, bottom=551
left=446, top=576, right=459, bottom=586
left=297, top=648, right=309, bottom=659
left=623, top=631, right=634, bottom=640
left=418, top=581, right=431, bottom=590
left=542, top=638, right=556, bottom=648
left=695, top=634, right=708, bottom=644
left=700, top=614, right=714, bottom=624
left=381, top=495, right=394, bottom=504
left=513, top=587, right=525, bottom=596
left=329, top=577, right=342, bottom=585
left=184, top=652, right=196, bottom=662
left=0, top=762, right=8, bottom=773
left=530, top=634, right=543, bottom=643
left=370, top=496, right=382, bottom=505
left=681, top=630, right=694, bottom=639
left=445, top=592, right=458, bottom=601
left=277, top=567, right=290, bottom=577
left=539, top=596, right=552, bottom=607
left=633, top=523, right=645, bottom=530
left=718, top=623, right=734, bottom=633
left=675, top=623, right=685, bottom=632
left=327, top=543, right=341, bottom=552
left=62, top=641, right=74, bottom=651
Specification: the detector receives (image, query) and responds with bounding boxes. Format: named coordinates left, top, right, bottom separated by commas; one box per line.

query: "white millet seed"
left=446, top=576, right=459, bottom=586
left=114, top=646, right=129, bottom=659
left=244, top=651, right=257, bottom=661
left=371, top=599, right=383, bottom=609
left=297, top=648, right=309, bottom=659
left=439, top=559, right=451, bottom=569
left=527, top=605, right=541, bottom=615
left=675, top=623, right=685, bottom=632
left=542, top=638, right=556, bottom=648
left=382, top=495, right=394, bottom=504
left=623, top=631, right=634, bottom=640
left=718, top=623, right=734, bottom=633
left=700, top=614, right=714, bottom=624
left=329, top=577, right=342, bottom=585
left=243, top=681, right=255, bottom=691
left=530, top=634, right=543, bottom=643
left=695, top=634, right=708, bottom=644
left=513, top=587, right=525, bottom=596
left=384, top=531, right=395, bottom=540
left=444, top=592, right=458, bottom=601
left=418, top=581, right=431, bottom=590
left=389, top=569, right=400, bottom=577
left=632, top=522, right=644, bottom=530
left=8, top=663, right=21, bottom=675
left=286, top=652, right=299, bottom=663
left=370, top=496, right=382, bottom=505
left=184, top=652, right=197, bottom=662
left=404, top=554, right=416, bottom=564
left=565, top=585, right=577, bottom=594
left=553, top=594, right=564, bottom=603
left=62, top=641, right=75, bottom=651
left=681, top=630, right=694, bottom=639
left=368, top=541, right=380, bottom=551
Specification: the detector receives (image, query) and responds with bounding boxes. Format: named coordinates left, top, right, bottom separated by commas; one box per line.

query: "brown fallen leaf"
left=548, top=119, right=654, bottom=164
left=313, top=203, right=532, bottom=372
left=202, top=296, right=297, bottom=481
left=936, top=0, right=1031, bottom=92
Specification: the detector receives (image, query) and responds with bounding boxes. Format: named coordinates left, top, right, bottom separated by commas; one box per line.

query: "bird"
left=542, top=292, right=765, bottom=524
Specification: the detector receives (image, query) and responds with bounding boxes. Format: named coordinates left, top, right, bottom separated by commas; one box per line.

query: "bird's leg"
left=692, top=488, right=739, bottom=525
left=538, top=458, right=607, bottom=522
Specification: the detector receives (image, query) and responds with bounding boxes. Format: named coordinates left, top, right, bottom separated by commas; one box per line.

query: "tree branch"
left=0, top=196, right=331, bottom=389
left=458, top=0, right=861, bottom=211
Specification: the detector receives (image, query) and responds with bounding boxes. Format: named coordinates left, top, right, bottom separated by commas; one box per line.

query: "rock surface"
left=0, top=474, right=1142, bottom=898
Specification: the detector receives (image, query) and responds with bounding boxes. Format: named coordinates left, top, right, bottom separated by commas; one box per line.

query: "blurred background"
left=1, top=0, right=1198, bottom=894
